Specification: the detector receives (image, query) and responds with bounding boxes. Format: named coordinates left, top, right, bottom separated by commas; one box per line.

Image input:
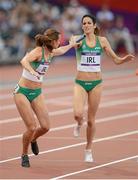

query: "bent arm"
left=20, top=47, right=41, bottom=75
left=100, top=37, right=134, bottom=64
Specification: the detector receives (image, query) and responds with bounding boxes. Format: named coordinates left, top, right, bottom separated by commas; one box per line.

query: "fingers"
left=31, top=71, right=41, bottom=80
left=69, top=36, right=78, bottom=47
left=127, top=54, right=135, bottom=58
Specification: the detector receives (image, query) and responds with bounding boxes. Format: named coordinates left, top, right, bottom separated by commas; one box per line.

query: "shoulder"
left=25, top=46, right=42, bottom=61
left=30, top=46, right=42, bottom=55
left=98, top=36, right=109, bottom=47
left=98, top=36, right=108, bottom=43
left=30, top=46, right=42, bottom=54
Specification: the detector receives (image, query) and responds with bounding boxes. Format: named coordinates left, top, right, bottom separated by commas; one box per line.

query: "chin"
left=85, top=30, right=91, bottom=34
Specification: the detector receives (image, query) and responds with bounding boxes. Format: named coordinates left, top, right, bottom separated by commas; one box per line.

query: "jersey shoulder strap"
left=41, top=47, right=45, bottom=63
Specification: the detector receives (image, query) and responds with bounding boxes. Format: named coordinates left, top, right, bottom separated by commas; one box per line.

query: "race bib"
left=13, top=84, right=20, bottom=94
left=36, top=63, right=49, bottom=75
left=81, top=55, right=100, bottom=66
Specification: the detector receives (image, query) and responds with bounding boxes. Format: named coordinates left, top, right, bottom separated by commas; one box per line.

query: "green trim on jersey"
left=76, top=36, right=103, bottom=63
left=31, top=47, right=52, bottom=70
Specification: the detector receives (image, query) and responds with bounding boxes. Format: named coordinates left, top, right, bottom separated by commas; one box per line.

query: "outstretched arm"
left=100, top=37, right=135, bottom=64
left=52, top=44, right=73, bottom=56
left=52, top=36, right=79, bottom=56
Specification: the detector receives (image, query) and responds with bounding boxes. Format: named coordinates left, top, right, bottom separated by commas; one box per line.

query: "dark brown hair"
left=35, top=28, right=60, bottom=52
left=81, top=14, right=100, bottom=35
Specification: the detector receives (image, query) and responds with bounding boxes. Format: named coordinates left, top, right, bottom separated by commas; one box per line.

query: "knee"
left=87, top=121, right=95, bottom=130
left=74, top=112, right=83, bottom=121
left=28, top=125, right=36, bottom=134
left=41, top=125, right=50, bottom=133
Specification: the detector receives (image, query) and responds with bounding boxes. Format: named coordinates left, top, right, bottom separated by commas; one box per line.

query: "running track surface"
left=0, top=55, right=138, bottom=179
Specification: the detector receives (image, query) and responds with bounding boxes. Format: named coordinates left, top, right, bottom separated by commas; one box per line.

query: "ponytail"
left=35, top=28, right=60, bottom=52
left=94, top=27, right=100, bottom=36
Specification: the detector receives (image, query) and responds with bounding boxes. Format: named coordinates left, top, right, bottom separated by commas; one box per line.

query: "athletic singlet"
left=22, top=47, right=53, bottom=82
left=76, top=36, right=103, bottom=72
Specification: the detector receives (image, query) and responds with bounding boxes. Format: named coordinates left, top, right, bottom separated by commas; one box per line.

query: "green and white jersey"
left=22, top=47, right=53, bottom=82
left=76, top=36, right=103, bottom=72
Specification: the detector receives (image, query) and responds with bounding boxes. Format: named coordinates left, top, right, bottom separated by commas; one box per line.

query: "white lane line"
left=0, top=73, right=136, bottom=91
left=103, top=86, right=138, bottom=95
left=0, top=92, right=138, bottom=110
left=0, top=111, right=138, bottom=141
left=51, top=155, right=138, bottom=180
left=0, top=95, right=138, bottom=123
left=0, top=130, right=138, bottom=164
left=0, top=78, right=138, bottom=100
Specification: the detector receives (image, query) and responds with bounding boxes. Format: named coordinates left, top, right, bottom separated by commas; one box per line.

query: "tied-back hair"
left=35, top=28, right=60, bottom=52
left=82, top=14, right=100, bottom=35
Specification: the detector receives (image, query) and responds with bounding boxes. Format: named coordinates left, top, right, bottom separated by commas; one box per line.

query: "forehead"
left=82, top=17, right=93, bottom=23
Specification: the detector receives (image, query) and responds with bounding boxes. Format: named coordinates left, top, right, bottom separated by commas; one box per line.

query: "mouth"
left=84, top=28, right=90, bottom=32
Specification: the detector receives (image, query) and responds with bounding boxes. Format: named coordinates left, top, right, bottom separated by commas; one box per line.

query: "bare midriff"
left=76, top=71, right=102, bottom=81
left=18, top=77, right=42, bottom=89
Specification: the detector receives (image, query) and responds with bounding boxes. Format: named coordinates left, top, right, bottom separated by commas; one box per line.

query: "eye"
left=83, top=21, right=92, bottom=25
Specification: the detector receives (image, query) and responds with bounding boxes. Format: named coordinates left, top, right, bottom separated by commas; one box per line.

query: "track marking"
left=0, top=130, right=137, bottom=164
left=0, top=111, right=138, bottom=141
left=0, top=94, right=138, bottom=112
left=51, top=155, right=138, bottom=180
left=0, top=80, right=138, bottom=100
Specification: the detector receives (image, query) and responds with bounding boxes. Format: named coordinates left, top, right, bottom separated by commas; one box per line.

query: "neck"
left=44, top=46, right=50, bottom=54
left=86, top=33, right=95, bottom=41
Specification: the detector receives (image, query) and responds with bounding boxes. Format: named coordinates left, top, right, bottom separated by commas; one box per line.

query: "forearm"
left=102, top=37, right=134, bottom=65
left=20, top=59, right=36, bottom=74
left=113, top=56, right=123, bottom=65
left=52, top=44, right=73, bottom=56
left=105, top=47, right=123, bottom=64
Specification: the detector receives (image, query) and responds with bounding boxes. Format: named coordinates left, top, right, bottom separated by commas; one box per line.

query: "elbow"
left=20, top=60, right=23, bottom=65
left=20, top=59, right=26, bottom=67
left=115, top=61, right=120, bottom=65
left=20, top=60, right=24, bottom=66
left=114, top=58, right=121, bottom=65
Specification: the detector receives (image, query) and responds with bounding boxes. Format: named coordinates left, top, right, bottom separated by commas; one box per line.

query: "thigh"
left=14, top=94, right=36, bottom=128
left=88, top=84, right=103, bottom=118
left=31, top=94, right=49, bottom=128
left=73, top=83, right=87, bottom=114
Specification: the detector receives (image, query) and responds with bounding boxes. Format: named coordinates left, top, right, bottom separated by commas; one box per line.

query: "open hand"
left=69, top=36, right=80, bottom=47
left=121, top=54, right=135, bottom=63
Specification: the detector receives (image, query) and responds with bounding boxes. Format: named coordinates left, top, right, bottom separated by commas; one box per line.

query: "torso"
left=19, top=47, right=53, bottom=89
left=76, top=36, right=103, bottom=81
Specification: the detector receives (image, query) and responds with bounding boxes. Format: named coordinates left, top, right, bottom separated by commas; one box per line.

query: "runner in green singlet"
left=13, top=28, right=77, bottom=167
left=72, top=14, right=135, bottom=162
